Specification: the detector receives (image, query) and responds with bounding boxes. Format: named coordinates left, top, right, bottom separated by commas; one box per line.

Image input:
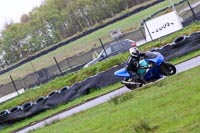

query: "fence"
left=0, top=0, right=199, bottom=99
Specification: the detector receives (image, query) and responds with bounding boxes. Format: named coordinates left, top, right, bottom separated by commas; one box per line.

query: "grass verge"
left=28, top=65, right=200, bottom=133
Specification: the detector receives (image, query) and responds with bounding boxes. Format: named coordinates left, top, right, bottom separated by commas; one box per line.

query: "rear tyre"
left=123, top=78, right=142, bottom=90
left=125, top=84, right=134, bottom=90
left=160, top=62, right=176, bottom=76
left=123, top=78, right=133, bottom=89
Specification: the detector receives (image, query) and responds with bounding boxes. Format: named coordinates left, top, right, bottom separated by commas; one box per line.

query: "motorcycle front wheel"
left=160, top=62, right=176, bottom=76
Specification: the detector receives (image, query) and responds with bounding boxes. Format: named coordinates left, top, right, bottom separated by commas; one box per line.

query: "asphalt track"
left=16, top=55, right=200, bottom=133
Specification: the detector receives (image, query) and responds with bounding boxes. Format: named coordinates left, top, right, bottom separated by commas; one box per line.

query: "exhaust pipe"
left=121, top=81, right=141, bottom=85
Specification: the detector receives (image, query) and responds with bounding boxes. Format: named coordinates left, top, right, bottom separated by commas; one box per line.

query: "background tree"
left=0, top=0, right=149, bottom=65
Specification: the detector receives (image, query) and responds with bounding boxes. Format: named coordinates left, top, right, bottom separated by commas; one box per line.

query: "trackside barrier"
left=0, top=31, right=200, bottom=125
left=152, top=31, right=200, bottom=61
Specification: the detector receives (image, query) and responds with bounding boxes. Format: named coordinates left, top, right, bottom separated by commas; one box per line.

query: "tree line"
left=0, top=0, right=149, bottom=67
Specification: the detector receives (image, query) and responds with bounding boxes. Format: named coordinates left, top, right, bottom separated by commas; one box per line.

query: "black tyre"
left=47, top=90, right=58, bottom=97
left=0, top=110, right=10, bottom=124
left=172, top=35, right=188, bottom=48
left=124, top=84, right=135, bottom=90
left=160, top=62, right=176, bottom=76
left=21, top=102, right=33, bottom=111
left=125, top=84, right=139, bottom=90
left=123, top=78, right=132, bottom=89
left=123, top=78, right=142, bottom=90
left=58, top=86, right=69, bottom=93
left=9, top=106, right=22, bottom=113
left=189, top=32, right=200, bottom=40
left=0, top=110, right=9, bottom=117
left=35, top=96, right=48, bottom=104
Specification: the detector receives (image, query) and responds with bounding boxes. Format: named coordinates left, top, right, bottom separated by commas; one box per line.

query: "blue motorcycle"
left=114, top=51, right=176, bottom=90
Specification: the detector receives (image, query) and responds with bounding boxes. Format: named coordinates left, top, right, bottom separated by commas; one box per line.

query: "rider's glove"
left=148, top=63, right=153, bottom=68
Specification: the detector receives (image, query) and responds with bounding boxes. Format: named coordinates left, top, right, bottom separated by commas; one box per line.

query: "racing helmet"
left=129, top=47, right=139, bottom=58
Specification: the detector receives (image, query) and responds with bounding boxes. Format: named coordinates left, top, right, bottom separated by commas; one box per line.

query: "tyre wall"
left=1, top=31, right=200, bottom=124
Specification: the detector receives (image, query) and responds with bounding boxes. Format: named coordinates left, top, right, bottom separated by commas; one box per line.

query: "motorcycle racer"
left=126, top=47, right=147, bottom=84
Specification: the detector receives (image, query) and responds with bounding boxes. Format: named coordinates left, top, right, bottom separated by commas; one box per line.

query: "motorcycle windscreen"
left=114, top=68, right=131, bottom=78
left=148, top=52, right=164, bottom=65
left=137, top=60, right=148, bottom=75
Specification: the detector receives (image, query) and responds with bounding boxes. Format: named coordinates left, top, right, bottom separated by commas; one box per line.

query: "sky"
left=0, top=0, right=44, bottom=31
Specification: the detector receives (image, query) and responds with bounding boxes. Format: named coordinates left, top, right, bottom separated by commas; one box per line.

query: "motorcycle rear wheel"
left=125, top=84, right=135, bottom=90
left=123, top=78, right=143, bottom=90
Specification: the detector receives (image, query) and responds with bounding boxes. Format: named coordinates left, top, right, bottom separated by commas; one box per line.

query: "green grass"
left=0, top=0, right=183, bottom=84
left=1, top=48, right=200, bottom=133
left=28, top=65, right=200, bottom=133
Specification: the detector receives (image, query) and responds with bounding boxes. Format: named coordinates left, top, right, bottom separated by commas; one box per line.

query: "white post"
left=169, top=0, right=176, bottom=12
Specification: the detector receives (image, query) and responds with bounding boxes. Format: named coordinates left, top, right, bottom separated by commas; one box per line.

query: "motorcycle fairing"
left=114, top=68, right=131, bottom=78
left=114, top=52, right=164, bottom=81
left=146, top=52, right=164, bottom=66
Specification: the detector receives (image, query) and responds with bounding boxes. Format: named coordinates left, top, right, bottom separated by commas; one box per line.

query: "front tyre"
left=160, top=62, right=176, bottom=76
